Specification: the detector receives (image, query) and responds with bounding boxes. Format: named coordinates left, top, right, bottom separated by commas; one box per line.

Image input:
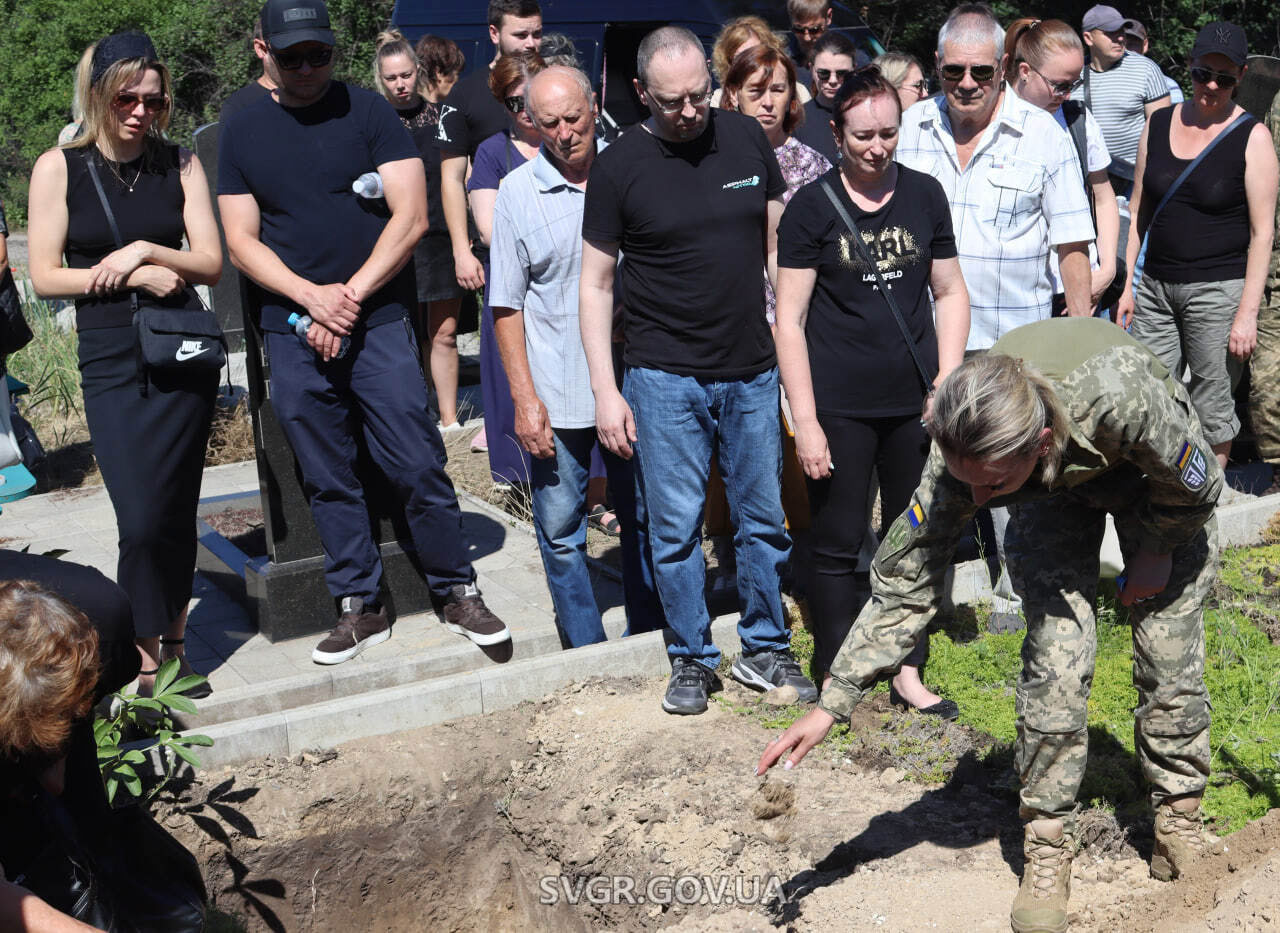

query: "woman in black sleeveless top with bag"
left=28, top=32, right=222, bottom=696
left=1120, top=21, right=1278, bottom=470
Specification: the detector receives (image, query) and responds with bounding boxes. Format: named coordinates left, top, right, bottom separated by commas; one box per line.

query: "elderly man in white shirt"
left=899, top=3, right=1095, bottom=347
left=897, top=2, right=1096, bottom=631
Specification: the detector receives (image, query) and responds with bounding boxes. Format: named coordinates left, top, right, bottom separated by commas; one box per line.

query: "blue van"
left=390, top=0, right=882, bottom=130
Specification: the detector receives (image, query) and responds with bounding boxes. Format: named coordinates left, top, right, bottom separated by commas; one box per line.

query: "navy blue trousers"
left=265, top=317, right=474, bottom=603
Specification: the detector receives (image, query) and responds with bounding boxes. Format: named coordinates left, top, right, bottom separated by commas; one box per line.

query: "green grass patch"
left=730, top=546, right=1280, bottom=834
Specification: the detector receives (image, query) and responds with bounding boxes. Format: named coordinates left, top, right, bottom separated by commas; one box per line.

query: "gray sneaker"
left=312, top=597, right=390, bottom=664
left=731, top=648, right=818, bottom=702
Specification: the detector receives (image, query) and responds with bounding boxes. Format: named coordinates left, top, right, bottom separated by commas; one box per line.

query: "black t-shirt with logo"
left=778, top=165, right=957, bottom=418
left=581, top=109, right=786, bottom=379
left=436, top=66, right=508, bottom=160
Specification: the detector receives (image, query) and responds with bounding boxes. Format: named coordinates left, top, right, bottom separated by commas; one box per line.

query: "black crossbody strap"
left=84, top=154, right=139, bottom=314
left=819, top=179, right=934, bottom=393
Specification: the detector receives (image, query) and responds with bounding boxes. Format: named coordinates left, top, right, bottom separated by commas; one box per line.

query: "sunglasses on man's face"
left=112, top=92, right=168, bottom=113
left=1190, top=65, right=1239, bottom=88
left=815, top=68, right=852, bottom=84
left=794, top=24, right=826, bottom=37
left=270, top=44, right=333, bottom=70
left=939, top=62, right=998, bottom=83
left=505, top=95, right=525, bottom=113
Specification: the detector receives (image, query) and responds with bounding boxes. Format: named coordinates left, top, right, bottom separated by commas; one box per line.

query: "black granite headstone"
left=203, top=120, right=436, bottom=641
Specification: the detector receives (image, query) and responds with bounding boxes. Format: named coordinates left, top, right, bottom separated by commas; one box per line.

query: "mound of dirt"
left=167, top=677, right=1280, bottom=932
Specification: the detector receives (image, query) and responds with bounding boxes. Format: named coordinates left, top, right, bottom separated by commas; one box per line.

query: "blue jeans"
left=530, top=428, right=664, bottom=648
left=624, top=366, right=792, bottom=668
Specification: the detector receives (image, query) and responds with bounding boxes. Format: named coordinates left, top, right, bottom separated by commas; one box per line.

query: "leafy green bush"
left=94, top=657, right=214, bottom=804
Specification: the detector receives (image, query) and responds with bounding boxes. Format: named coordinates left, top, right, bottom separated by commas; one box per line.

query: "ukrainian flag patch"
left=1176, top=441, right=1207, bottom=490
left=906, top=503, right=925, bottom=528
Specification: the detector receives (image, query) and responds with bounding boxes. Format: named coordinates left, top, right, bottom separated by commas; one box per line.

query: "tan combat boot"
left=1010, top=819, right=1073, bottom=933
left=1151, top=797, right=1222, bottom=881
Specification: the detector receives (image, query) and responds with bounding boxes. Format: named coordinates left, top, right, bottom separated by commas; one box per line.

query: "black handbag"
left=0, top=264, right=33, bottom=360
left=2, top=771, right=207, bottom=933
left=84, top=153, right=227, bottom=388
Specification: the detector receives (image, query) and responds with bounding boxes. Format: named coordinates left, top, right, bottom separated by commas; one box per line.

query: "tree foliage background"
left=0, top=0, right=394, bottom=226
left=862, top=0, right=1280, bottom=87
left=2, top=0, right=1280, bottom=226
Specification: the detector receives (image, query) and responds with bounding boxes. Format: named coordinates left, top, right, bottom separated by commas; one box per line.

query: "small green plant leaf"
left=97, top=744, right=122, bottom=761
left=170, top=743, right=204, bottom=769
left=152, top=657, right=182, bottom=696
left=156, top=693, right=198, bottom=715
left=122, top=749, right=147, bottom=765
left=167, top=674, right=209, bottom=695
left=179, top=733, right=215, bottom=747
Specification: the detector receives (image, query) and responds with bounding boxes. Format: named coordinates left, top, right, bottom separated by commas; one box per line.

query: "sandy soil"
left=162, top=677, right=1280, bottom=932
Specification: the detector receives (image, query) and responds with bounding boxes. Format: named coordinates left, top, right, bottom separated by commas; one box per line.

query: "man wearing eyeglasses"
left=218, top=0, right=511, bottom=663
left=580, top=26, right=817, bottom=716
left=1080, top=4, right=1170, bottom=196
left=787, top=0, right=831, bottom=88
left=897, top=3, right=1094, bottom=635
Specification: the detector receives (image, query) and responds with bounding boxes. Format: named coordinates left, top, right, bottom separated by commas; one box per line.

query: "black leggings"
left=805, top=412, right=930, bottom=676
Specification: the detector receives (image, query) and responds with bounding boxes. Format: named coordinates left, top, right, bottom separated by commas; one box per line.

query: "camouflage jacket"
left=819, top=318, right=1223, bottom=722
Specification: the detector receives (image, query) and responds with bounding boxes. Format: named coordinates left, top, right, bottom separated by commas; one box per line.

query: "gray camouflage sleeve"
left=819, top=445, right=977, bottom=720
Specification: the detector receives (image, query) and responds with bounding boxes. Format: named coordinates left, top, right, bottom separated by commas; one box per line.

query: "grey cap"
left=1082, top=5, right=1125, bottom=33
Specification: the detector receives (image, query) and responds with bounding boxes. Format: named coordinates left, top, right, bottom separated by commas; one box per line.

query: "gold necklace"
left=102, top=152, right=143, bottom=193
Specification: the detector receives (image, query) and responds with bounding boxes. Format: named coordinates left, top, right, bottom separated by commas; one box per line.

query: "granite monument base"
left=243, top=542, right=438, bottom=643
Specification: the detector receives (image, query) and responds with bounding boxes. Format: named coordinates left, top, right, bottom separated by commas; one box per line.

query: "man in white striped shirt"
left=896, top=3, right=1095, bottom=636
left=898, top=3, right=1096, bottom=348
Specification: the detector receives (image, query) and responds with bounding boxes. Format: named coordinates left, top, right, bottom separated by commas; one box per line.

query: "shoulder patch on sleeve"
left=906, top=503, right=925, bottom=528
left=1177, top=441, right=1208, bottom=490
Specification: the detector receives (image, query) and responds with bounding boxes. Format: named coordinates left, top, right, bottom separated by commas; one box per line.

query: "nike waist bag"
left=135, top=305, right=228, bottom=374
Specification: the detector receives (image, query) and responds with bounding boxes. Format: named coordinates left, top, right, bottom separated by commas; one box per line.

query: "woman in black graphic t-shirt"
left=775, top=66, right=969, bottom=715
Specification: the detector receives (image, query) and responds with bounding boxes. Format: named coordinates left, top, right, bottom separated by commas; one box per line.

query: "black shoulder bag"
left=84, top=153, right=227, bottom=394
left=818, top=179, right=936, bottom=395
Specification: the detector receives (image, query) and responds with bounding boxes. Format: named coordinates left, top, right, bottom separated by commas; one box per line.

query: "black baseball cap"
left=1189, top=21, right=1247, bottom=67
left=261, top=0, right=334, bottom=49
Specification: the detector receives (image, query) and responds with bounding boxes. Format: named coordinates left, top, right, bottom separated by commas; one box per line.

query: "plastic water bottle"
left=352, top=172, right=384, bottom=198
left=288, top=312, right=350, bottom=359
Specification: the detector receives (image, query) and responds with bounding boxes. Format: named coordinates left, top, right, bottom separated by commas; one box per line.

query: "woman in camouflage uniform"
left=758, top=317, right=1223, bottom=933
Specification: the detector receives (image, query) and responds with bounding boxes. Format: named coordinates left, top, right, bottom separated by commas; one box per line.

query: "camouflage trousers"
left=1006, top=466, right=1218, bottom=827
left=1249, top=300, right=1280, bottom=463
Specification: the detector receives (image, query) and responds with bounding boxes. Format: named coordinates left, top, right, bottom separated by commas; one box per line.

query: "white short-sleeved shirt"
left=897, top=89, right=1095, bottom=349
left=1046, top=101, right=1112, bottom=291
left=489, top=145, right=602, bottom=429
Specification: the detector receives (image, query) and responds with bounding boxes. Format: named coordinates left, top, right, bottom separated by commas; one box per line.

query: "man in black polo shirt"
left=580, top=26, right=817, bottom=715
left=218, top=0, right=509, bottom=664
left=437, top=0, right=542, bottom=291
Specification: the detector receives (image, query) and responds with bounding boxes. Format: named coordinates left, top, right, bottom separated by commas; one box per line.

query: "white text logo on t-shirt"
left=722, top=175, right=760, bottom=190
left=436, top=104, right=457, bottom=143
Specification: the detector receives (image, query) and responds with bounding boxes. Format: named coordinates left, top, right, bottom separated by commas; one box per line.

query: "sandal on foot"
left=159, top=638, right=213, bottom=700
left=588, top=504, right=621, bottom=537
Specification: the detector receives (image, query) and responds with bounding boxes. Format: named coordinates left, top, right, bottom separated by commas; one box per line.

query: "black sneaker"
left=731, top=647, right=818, bottom=702
left=312, top=597, right=390, bottom=664
left=662, top=657, right=721, bottom=715
left=442, top=583, right=511, bottom=646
